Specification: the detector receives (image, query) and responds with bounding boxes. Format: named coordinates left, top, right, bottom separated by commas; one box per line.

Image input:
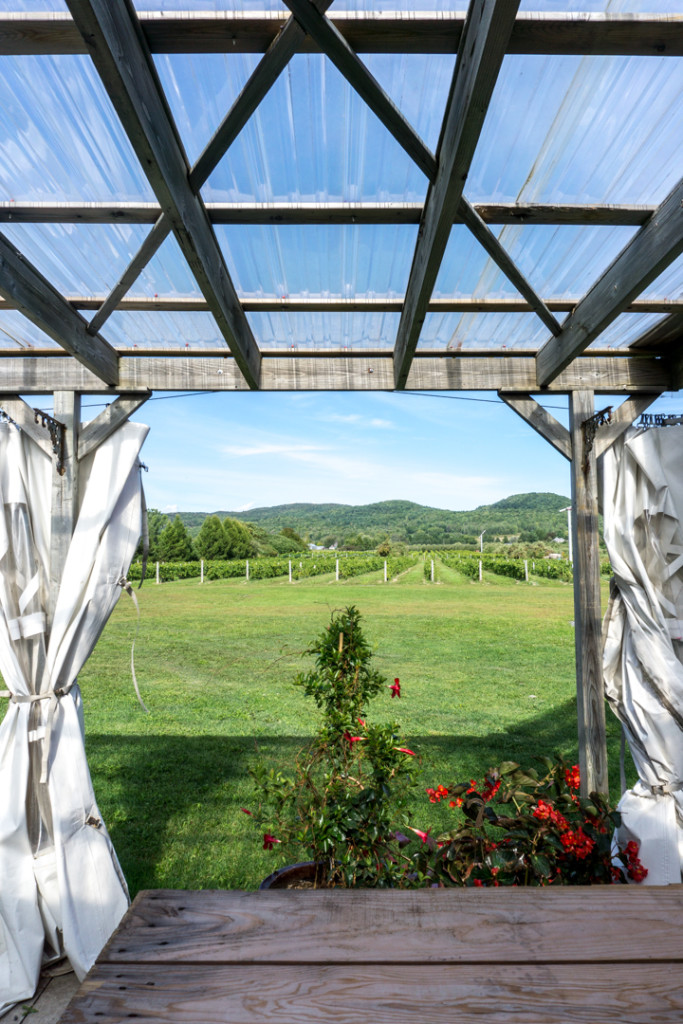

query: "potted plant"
left=412, top=758, right=647, bottom=886
left=246, top=605, right=419, bottom=887
left=245, top=606, right=648, bottom=889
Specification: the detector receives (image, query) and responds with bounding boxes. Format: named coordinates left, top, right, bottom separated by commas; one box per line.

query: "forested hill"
left=178, top=492, right=571, bottom=548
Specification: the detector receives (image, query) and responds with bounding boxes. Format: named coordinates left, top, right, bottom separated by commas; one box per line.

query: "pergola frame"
left=1, top=0, right=682, bottom=795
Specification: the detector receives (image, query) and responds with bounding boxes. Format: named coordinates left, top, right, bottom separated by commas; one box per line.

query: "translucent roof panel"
left=586, top=312, right=669, bottom=350
left=129, top=233, right=204, bottom=299
left=215, top=224, right=418, bottom=297
left=2, top=223, right=152, bottom=297
left=433, top=226, right=528, bottom=299
left=0, top=312, right=62, bottom=351
left=0, top=57, right=154, bottom=202
left=131, top=1, right=683, bottom=10
left=154, top=53, right=446, bottom=203
left=104, top=311, right=227, bottom=351
left=246, top=311, right=400, bottom=350
left=418, top=312, right=549, bottom=351
left=436, top=224, right=639, bottom=301
left=468, top=54, right=683, bottom=205
left=641, top=252, right=683, bottom=299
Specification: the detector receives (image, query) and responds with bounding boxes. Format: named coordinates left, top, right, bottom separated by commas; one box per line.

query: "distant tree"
left=158, top=515, right=196, bottom=561
left=280, top=526, right=306, bottom=549
left=195, top=515, right=230, bottom=560
left=376, top=539, right=391, bottom=557
left=224, top=517, right=258, bottom=558
left=134, top=508, right=168, bottom=561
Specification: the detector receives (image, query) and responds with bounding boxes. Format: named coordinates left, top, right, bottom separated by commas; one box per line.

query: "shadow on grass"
left=86, top=696, right=630, bottom=894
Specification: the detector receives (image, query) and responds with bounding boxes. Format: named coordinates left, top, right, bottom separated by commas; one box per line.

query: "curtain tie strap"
left=117, top=576, right=149, bottom=714
left=642, top=781, right=683, bottom=796
left=0, top=685, right=73, bottom=783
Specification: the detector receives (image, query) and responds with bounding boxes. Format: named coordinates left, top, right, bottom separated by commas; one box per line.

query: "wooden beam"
left=394, top=0, right=520, bottom=388
left=78, top=393, right=150, bottom=461
left=568, top=390, right=608, bottom=796
left=48, top=392, right=80, bottom=629
left=0, top=231, right=119, bottom=385
left=84, top=3, right=330, bottom=338
left=87, top=216, right=171, bottom=337
left=537, top=177, right=683, bottom=387
left=0, top=353, right=668, bottom=394
left=4, top=295, right=682, bottom=317
left=282, top=0, right=555, bottom=348
left=3, top=12, right=683, bottom=57
left=67, top=0, right=261, bottom=390
left=0, top=395, right=53, bottom=455
left=498, top=393, right=571, bottom=461
left=0, top=201, right=658, bottom=227
left=593, top=394, right=661, bottom=459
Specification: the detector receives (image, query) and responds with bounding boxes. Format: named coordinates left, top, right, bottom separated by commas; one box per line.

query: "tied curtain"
left=0, top=418, right=148, bottom=1013
left=603, top=426, right=683, bottom=885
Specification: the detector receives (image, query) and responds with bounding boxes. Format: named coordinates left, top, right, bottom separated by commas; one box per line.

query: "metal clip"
left=34, top=409, right=66, bottom=475
left=582, top=406, right=612, bottom=473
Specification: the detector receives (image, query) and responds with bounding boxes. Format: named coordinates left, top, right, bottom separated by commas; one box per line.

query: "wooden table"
left=61, top=887, right=683, bottom=1023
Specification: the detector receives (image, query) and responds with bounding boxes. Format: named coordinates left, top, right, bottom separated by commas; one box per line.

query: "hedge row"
left=127, top=552, right=418, bottom=584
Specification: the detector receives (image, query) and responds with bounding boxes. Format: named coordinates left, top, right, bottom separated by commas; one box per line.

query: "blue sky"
left=79, top=388, right=676, bottom=515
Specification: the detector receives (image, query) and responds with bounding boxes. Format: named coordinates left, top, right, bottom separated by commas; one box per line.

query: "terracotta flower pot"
left=259, top=862, right=323, bottom=889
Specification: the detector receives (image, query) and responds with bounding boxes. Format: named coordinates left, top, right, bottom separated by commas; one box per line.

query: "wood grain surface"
left=101, top=888, right=683, bottom=965
left=60, top=961, right=683, bottom=1024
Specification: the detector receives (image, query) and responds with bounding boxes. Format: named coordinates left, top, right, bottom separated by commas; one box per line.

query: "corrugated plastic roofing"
left=0, top=2, right=681, bottom=389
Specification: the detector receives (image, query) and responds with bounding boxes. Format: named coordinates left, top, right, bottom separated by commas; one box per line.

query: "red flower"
left=565, top=765, right=581, bottom=790
left=263, top=833, right=281, bottom=850
left=533, top=799, right=569, bottom=831
left=482, top=779, right=501, bottom=802
left=395, top=747, right=415, bottom=756
left=357, top=718, right=366, bottom=726
left=473, top=879, right=484, bottom=887
left=343, top=730, right=364, bottom=743
left=559, top=828, right=595, bottom=860
left=390, top=678, right=401, bottom=698
left=407, top=826, right=431, bottom=843
left=240, top=807, right=253, bottom=816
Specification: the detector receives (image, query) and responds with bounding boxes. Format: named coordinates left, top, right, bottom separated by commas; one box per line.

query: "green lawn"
left=78, top=567, right=627, bottom=894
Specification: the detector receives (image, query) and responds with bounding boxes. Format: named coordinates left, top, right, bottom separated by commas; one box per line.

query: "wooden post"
left=246, top=559, right=250, bottom=581
left=335, top=559, right=339, bottom=581
left=288, top=559, right=292, bottom=583
left=478, top=559, right=483, bottom=582
left=569, top=390, right=608, bottom=796
left=155, top=561, right=160, bottom=584
left=384, top=560, right=387, bottom=583
left=524, top=559, right=529, bottom=582
left=48, top=392, right=80, bottom=630
left=431, top=558, right=435, bottom=582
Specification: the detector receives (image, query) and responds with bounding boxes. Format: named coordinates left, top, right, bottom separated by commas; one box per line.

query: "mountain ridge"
left=176, top=492, right=571, bottom=547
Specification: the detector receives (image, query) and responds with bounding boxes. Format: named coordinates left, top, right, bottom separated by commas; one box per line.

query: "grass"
left=78, top=567, right=629, bottom=895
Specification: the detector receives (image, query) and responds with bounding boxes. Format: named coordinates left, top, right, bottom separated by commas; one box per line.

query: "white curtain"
left=602, top=426, right=683, bottom=885
left=0, top=418, right=148, bottom=1012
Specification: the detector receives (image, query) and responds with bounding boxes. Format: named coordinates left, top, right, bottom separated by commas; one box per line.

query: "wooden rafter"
left=2, top=295, right=680, bottom=316
left=3, top=11, right=683, bottom=57
left=0, top=353, right=667, bottom=395
left=84, top=1, right=331, bottom=338
left=394, top=0, right=521, bottom=388
left=66, top=0, right=261, bottom=390
left=537, top=177, right=683, bottom=387
left=0, top=231, right=119, bottom=385
left=283, top=0, right=558, bottom=357
left=0, top=201, right=659, bottom=227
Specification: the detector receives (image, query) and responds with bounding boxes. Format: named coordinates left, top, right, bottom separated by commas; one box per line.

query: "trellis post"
left=568, top=390, right=607, bottom=796
left=48, top=392, right=81, bottom=630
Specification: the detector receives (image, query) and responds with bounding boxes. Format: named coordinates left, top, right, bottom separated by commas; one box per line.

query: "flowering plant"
left=247, top=606, right=418, bottom=887
left=413, top=757, right=647, bottom=887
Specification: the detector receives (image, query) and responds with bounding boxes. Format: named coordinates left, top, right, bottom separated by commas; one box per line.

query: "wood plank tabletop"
left=60, top=887, right=683, bottom=1024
